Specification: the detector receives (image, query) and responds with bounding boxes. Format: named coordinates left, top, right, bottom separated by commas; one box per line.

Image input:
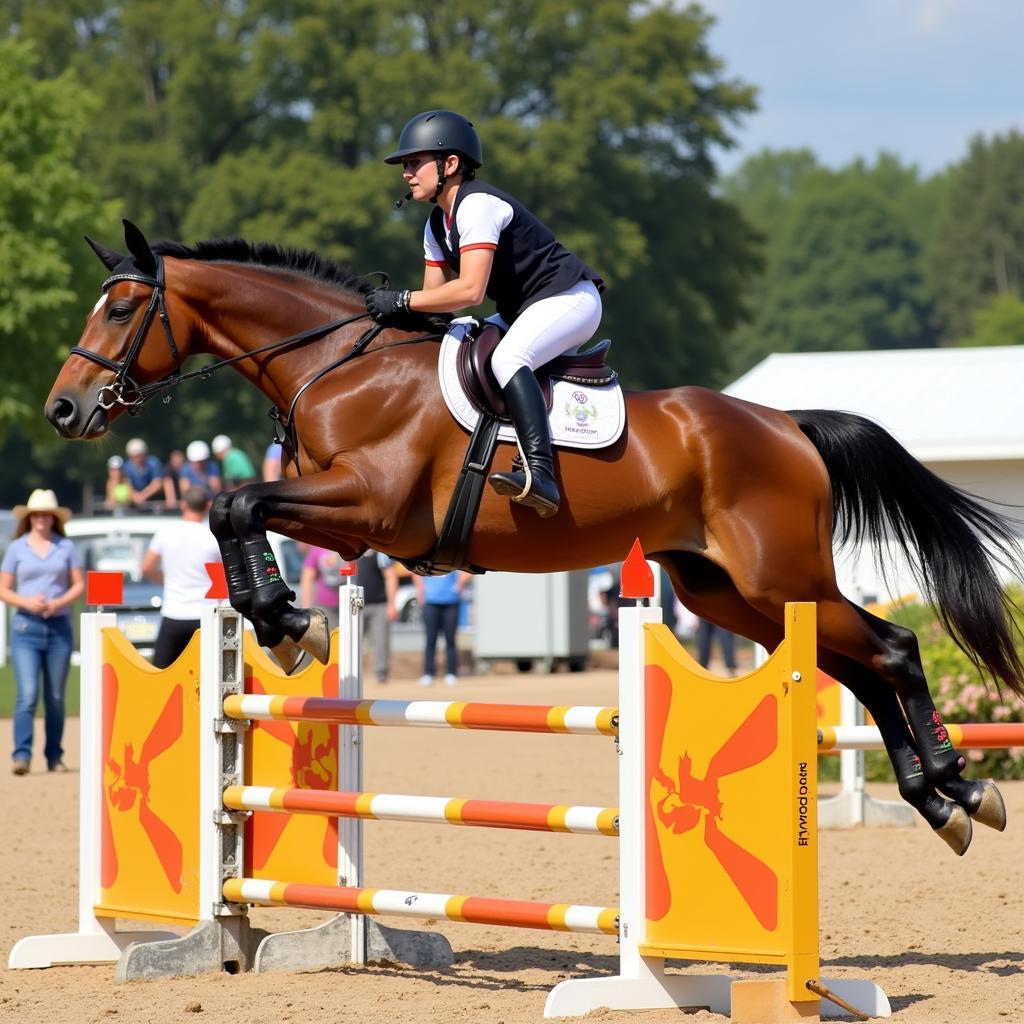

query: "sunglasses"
left=401, top=156, right=433, bottom=173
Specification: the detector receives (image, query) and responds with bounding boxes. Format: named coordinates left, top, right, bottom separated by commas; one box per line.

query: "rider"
left=366, top=110, right=604, bottom=518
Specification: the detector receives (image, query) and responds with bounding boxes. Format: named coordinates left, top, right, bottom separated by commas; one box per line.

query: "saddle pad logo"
left=565, top=392, right=597, bottom=428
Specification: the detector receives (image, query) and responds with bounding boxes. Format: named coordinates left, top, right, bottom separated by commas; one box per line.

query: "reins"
left=71, top=254, right=443, bottom=473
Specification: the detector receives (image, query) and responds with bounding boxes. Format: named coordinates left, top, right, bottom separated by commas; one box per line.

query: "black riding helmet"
left=385, top=109, right=483, bottom=167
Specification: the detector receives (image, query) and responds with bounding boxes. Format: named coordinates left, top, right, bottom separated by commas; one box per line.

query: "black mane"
left=151, top=238, right=374, bottom=295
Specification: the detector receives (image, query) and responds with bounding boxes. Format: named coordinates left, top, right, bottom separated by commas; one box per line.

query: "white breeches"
left=488, top=280, right=603, bottom=389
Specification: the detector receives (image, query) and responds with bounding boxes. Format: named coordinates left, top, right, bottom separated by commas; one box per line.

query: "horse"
left=46, top=220, right=1023, bottom=856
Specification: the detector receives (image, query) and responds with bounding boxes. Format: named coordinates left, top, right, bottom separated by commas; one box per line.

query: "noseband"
left=70, top=255, right=180, bottom=411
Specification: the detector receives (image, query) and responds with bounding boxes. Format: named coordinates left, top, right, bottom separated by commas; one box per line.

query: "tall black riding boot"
left=488, top=367, right=561, bottom=517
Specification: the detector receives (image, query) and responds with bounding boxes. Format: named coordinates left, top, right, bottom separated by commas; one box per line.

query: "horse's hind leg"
left=209, top=490, right=319, bottom=673
left=855, top=609, right=1006, bottom=833
left=818, top=650, right=977, bottom=853
left=815, top=598, right=1005, bottom=848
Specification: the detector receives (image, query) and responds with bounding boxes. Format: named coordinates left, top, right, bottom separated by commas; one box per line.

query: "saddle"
left=456, top=323, right=617, bottom=421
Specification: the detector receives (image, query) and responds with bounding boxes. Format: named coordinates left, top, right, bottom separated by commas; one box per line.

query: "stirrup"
left=489, top=465, right=560, bottom=516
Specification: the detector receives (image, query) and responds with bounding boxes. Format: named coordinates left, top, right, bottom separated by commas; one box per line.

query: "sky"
left=701, top=0, right=1024, bottom=177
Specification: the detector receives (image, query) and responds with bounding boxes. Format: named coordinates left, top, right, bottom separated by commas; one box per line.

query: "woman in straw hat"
left=0, top=490, right=84, bottom=775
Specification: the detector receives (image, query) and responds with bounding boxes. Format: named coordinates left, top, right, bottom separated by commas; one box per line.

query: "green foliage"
left=720, top=147, right=822, bottom=244
left=724, top=155, right=938, bottom=377
left=961, top=292, right=1024, bottom=348
left=885, top=591, right=1024, bottom=780
left=930, top=131, right=1024, bottom=341
left=0, top=39, right=120, bottom=436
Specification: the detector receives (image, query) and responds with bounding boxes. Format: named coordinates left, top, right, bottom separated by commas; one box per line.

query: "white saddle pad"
left=437, top=320, right=626, bottom=450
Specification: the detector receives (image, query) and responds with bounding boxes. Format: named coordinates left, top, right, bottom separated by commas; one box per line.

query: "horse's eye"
left=108, top=306, right=132, bottom=322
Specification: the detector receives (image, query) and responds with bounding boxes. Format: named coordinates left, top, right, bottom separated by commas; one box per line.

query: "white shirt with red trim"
left=423, top=191, right=514, bottom=268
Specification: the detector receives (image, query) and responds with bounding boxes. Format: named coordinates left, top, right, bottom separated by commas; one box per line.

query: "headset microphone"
left=394, top=190, right=413, bottom=209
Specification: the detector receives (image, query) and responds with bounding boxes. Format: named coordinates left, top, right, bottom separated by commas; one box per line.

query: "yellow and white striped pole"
left=223, top=878, right=619, bottom=935
left=223, top=694, right=618, bottom=735
left=223, top=785, right=619, bottom=836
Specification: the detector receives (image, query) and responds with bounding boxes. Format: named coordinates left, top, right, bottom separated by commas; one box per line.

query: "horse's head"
left=46, top=219, right=194, bottom=439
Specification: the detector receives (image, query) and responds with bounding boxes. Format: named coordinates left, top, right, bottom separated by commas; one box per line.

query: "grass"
left=0, top=661, right=81, bottom=718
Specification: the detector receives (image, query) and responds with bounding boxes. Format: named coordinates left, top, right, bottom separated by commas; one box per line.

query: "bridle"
left=70, top=256, right=181, bottom=411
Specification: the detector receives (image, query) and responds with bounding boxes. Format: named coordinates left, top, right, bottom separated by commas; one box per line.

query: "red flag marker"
left=87, top=571, right=124, bottom=607
left=619, top=538, right=654, bottom=600
left=205, top=562, right=228, bottom=600
left=341, top=561, right=357, bottom=576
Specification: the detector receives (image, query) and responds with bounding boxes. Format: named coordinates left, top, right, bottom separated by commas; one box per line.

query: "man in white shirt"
left=142, top=486, right=222, bottom=668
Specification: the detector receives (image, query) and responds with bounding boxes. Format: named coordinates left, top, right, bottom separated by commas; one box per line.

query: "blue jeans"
left=696, top=618, right=737, bottom=672
left=423, top=602, right=460, bottom=677
left=11, top=613, right=73, bottom=765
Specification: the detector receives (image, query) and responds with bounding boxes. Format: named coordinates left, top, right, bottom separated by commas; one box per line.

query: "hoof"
left=296, top=607, right=331, bottom=665
left=970, top=780, right=1007, bottom=832
left=934, top=804, right=973, bottom=856
left=269, top=637, right=305, bottom=676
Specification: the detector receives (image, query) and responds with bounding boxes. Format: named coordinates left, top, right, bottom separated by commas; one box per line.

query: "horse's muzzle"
left=45, top=392, right=109, bottom=439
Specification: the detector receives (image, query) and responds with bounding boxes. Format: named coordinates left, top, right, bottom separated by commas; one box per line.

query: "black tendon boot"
left=488, top=367, right=561, bottom=517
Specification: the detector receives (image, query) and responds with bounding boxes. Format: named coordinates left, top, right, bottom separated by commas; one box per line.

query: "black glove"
left=366, top=287, right=412, bottom=325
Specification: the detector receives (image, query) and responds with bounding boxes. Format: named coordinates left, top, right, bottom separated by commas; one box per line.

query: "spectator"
left=300, top=546, right=345, bottom=637
left=212, top=434, right=258, bottom=490
left=300, top=547, right=403, bottom=681
left=123, top=437, right=165, bottom=509
left=179, top=440, right=222, bottom=493
left=142, top=486, right=222, bottom=669
left=162, top=449, right=186, bottom=506
left=0, top=489, right=85, bottom=775
left=414, top=570, right=470, bottom=686
left=696, top=618, right=738, bottom=677
left=351, top=550, right=398, bottom=684
left=104, top=455, right=132, bottom=516
left=263, top=441, right=283, bottom=482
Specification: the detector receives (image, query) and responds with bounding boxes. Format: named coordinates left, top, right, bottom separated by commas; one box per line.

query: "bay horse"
left=47, top=220, right=1023, bottom=855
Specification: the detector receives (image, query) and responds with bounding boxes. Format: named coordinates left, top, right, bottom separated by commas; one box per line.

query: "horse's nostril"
left=48, top=396, right=78, bottom=430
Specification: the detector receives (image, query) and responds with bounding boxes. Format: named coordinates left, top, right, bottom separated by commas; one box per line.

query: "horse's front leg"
left=209, top=491, right=307, bottom=672
left=226, top=472, right=379, bottom=668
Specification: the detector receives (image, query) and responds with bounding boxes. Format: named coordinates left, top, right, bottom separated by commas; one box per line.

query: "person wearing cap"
left=178, top=439, right=222, bottom=493
left=122, top=437, right=166, bottom=509
left=0, top=490, right=85, bottom=775
left=142, top=486, right=223, bottom=668
left=104, top=455, right=132, bottom=516
left=211, top=434, right=257, bottom=490
left=367, top=110, right=604, bottom=518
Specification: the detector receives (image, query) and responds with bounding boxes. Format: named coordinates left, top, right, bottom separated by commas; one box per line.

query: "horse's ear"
left=122, top=219, right=157, bottom=275
left=84, top=236, right=125, bottom=272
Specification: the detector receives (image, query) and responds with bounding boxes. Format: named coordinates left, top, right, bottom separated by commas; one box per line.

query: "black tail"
left=789, top=408, right=1024, bottom=698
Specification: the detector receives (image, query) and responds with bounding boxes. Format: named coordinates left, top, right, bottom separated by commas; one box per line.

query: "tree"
left=0, top=38, right=119, bottom=433
left=930, top=131, right=1024, bottom=341
left=720, top=147, right=822, bottom=243
left=723, top=152, right=939, bottom=377
left=961, top=293, right=1024, bottom=348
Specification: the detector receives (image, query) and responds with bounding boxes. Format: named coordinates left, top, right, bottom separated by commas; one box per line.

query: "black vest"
left=428, top=180, right=603, bottom=323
